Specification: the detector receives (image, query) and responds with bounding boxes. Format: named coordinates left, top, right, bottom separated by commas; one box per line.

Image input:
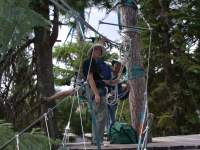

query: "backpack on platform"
left=109, top=122, right=138, bottom=144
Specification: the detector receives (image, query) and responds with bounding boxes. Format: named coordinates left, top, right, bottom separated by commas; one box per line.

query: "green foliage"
left=53, top=42, right=119, bottom=86
left=157, top=113, right=177, bottom=136
left=140, top=0, right=200, bottom=136
left=0, top=0, right=48, bottom=53
left=0, top=120, right=59, bottom=150
left=115, top=100, right=131, bottom=124
left=55, top=97, right=91, bottom=136
left=1, top=0, right=200, bottom=141
left=53, top=42, right=90, bottom=85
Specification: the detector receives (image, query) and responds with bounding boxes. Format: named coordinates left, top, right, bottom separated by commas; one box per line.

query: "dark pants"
left=107, top=104, right=117, bottom=129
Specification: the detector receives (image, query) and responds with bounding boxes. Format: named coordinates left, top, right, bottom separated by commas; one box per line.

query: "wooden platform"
left=64, top=134, right=200, bottom=150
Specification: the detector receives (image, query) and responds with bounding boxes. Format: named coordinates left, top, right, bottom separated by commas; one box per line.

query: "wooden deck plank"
left=64, top=134, right=200, bottom=150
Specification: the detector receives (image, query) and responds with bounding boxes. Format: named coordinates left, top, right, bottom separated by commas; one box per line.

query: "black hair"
left=111, top=60, right=127, bottom=74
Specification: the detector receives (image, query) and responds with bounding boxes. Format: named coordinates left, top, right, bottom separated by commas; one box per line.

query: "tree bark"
left=119, top=2, right=146, bottom=134
left=33, top=0, right=59, bottom=138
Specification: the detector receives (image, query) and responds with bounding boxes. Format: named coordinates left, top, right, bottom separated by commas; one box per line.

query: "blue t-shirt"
left=82, top=58, right=106, bottom=88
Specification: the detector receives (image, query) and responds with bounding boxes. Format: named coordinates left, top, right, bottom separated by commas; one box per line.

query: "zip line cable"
left=50, top=0, right=121, bottom=48
left=99, top=21, right=150, bottom=31
left=85, top=7, right=92, bottom=35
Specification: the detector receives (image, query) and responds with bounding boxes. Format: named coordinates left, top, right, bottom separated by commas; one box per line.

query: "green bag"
left=109, top=122, right=138, bottom=144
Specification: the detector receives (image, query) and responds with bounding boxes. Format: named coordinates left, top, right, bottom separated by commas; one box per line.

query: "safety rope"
left=137, top=8, right=153, bottom=150
left=141, top=114, right=153, bottom=150
left=137, top=30, right=152, bottom=150
left=64, top=25, right=74, bottom=43
left=16, top=134, right=19, bottom=150
left=44, top=113, right=52, bottom=150
left=70, top=27, right=75, bottom=44
left=60, top=20, right=87, bottom=149
left=76, top=90, right=87, bottom=150
left=77, top=20, right=89, bottom=150
left=61, top=96, right=75, bottom=147
left=61, top=125, right=69, bottom=147
left=78, top=21, right=86, bottom=40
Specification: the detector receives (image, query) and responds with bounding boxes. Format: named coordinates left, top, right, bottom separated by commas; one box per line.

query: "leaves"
left=0, top=0, right=48, bottom=53
left=0, top=120, right=60, bottom=150
left=140, top=0, right=200, bottom=136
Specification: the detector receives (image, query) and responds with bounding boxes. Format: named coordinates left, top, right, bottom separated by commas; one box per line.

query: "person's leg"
left=109, top=104, right=117, bottom=126
left=92, top=96, right=108, bottom=144
left=107, top=105, right=112, bottom=129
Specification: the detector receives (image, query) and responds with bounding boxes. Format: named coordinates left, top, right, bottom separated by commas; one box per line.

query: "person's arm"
left=46, top=88, right=74, bottom=101
left=103, top=79, right=119, bottom=85
left=87, top=72, right=101, bottom=104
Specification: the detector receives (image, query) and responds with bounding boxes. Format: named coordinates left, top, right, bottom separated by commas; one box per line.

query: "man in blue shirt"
left=82, top=43, right=111, bottom=145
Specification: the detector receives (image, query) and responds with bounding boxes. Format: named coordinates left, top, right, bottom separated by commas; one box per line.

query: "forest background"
left=0, top=0, right=200, bottom=149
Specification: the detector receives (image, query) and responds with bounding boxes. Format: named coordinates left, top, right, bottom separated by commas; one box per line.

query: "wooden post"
left=119, top=0, right=146, bottom=134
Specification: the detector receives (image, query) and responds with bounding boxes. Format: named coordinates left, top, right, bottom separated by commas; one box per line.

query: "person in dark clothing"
left=82, top=43, right=111, bottom=145
left=106, top=60, right=129, bottom=129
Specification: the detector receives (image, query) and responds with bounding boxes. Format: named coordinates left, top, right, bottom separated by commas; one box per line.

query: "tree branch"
left=50, top=5, right=59, bottom=48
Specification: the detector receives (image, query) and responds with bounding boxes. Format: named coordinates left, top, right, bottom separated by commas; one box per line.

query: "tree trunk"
left=158, top=0, right=172, bottom=87
left=33, top=0, right=59, bottom=139
left=119, top=2, right=146, bottom=135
